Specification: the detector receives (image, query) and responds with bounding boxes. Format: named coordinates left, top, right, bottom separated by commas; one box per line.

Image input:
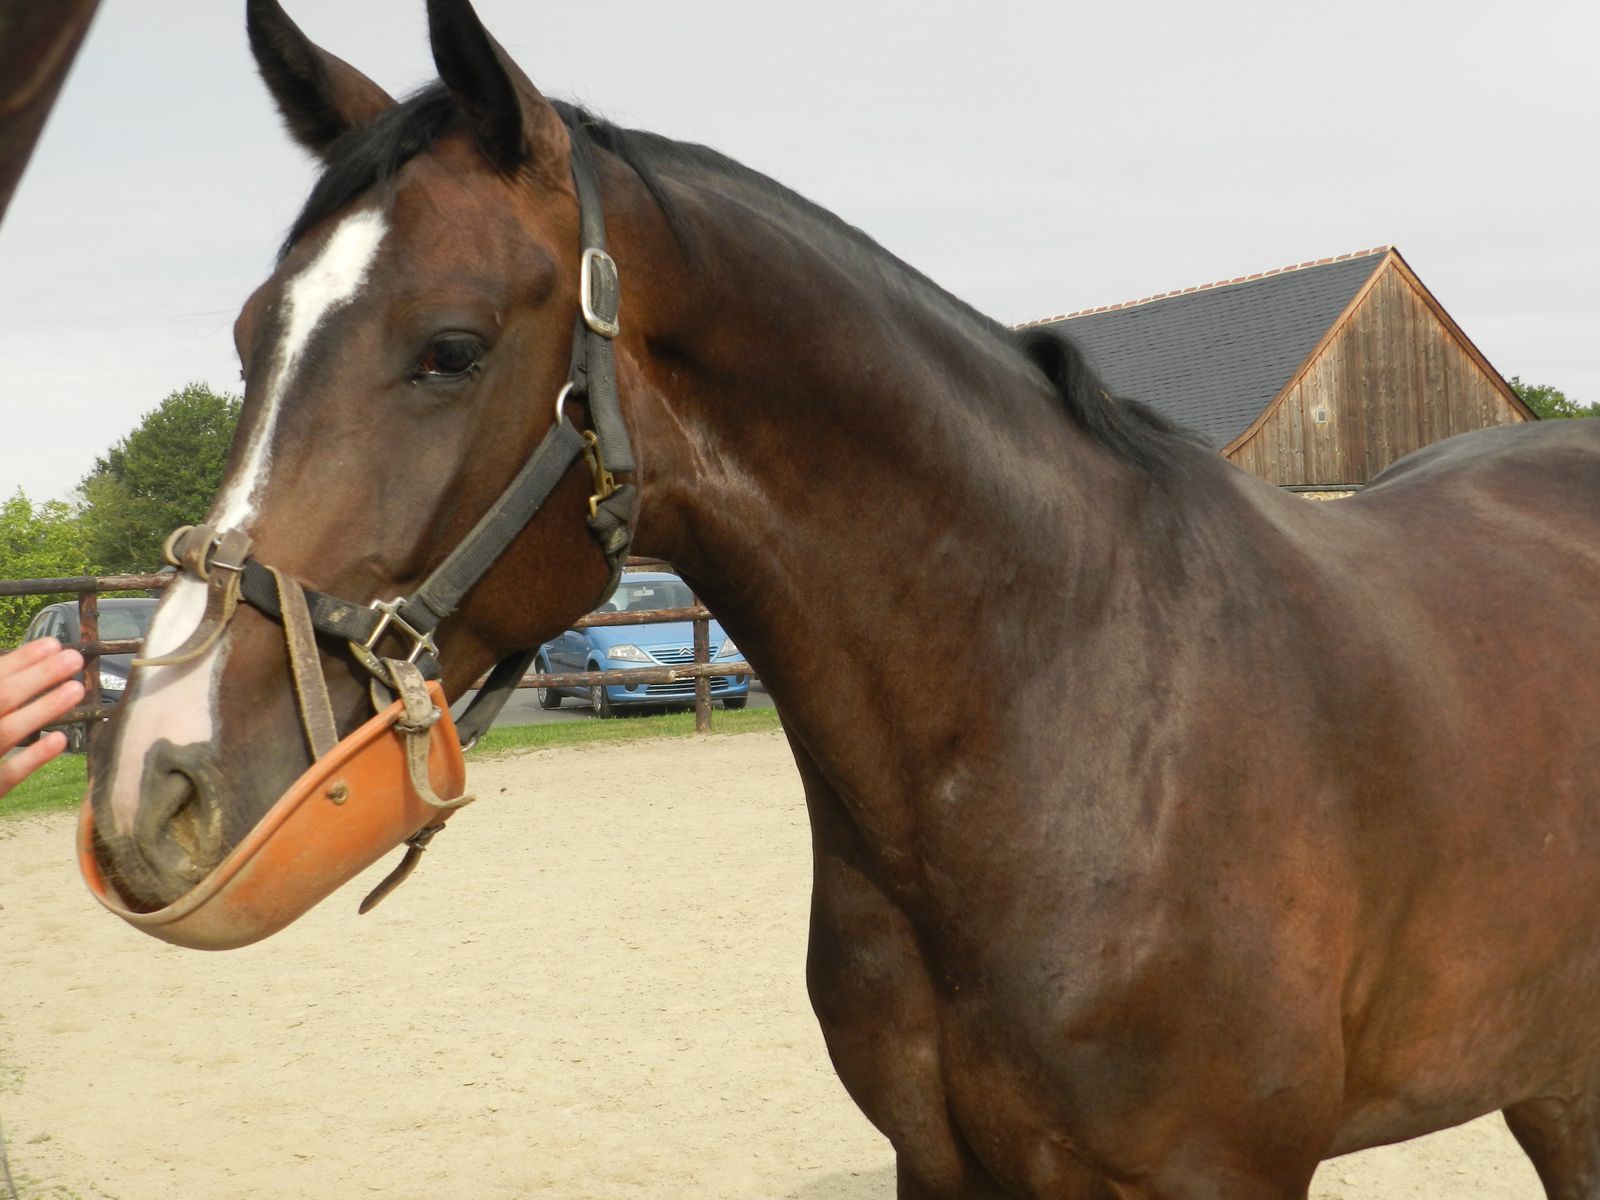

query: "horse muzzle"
left=79, top=681, right=467, bottom=952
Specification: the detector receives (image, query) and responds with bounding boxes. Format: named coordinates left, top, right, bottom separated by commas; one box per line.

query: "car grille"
left=646, top=649, right=697, bottom=668
left=647, top=643, right=722, bottom=665
left=642, top=677, right=735, bottom=698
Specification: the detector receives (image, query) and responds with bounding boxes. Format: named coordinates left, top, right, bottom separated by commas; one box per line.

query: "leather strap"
left=453, top=646, right=540, bottom=749
left=237, top=560, right=383, bottom=643
left=133, top=526, right=250, bottom=668
left=355, top=661, right=472, bottom=915
left=569, top=136, right=633, bottom=473
left=405, top=417, right=588, bottom=631
left=269, top=565, right=338, bottom=761
left=587, top=483, right=639, bottom=600
left=389, top=660, right=473, bottom=812
left=357, top=821, right=447, bottom=915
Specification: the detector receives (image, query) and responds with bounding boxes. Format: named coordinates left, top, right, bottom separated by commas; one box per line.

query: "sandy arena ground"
left=0, top=733, right=1546, bottom=1199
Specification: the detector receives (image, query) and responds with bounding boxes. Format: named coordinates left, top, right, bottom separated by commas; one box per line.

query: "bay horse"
left=85, top=1, right=1600, bottom=1196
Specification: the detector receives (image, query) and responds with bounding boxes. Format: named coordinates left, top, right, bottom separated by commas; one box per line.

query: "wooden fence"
left=0, top=571, right=172, bottom=756
left=0, top=562, right=753, bottom=762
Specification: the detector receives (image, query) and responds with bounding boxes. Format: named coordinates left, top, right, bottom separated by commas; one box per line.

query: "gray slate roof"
left=1030, top=250, right=1388, bottom=448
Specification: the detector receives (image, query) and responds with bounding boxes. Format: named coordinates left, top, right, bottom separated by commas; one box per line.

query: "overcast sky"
left=1, top=0, right=1594, bottom=503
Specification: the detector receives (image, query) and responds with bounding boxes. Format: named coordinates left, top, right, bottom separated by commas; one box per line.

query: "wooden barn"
left=1023, top=247, right=1533, bottom=493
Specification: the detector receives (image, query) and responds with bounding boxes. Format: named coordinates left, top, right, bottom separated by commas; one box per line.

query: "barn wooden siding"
left=1224, top=252, right=1531, bottom=488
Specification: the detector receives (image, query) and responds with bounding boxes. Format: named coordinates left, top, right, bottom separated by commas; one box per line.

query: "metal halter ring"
left=554, top=381, right=575, bottom=424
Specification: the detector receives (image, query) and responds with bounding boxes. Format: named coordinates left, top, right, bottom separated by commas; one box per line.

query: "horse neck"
left=607, top=162, right=1170, bottom=791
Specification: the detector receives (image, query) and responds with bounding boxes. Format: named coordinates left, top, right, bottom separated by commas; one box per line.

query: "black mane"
left=283, top=86, right=682, bottom=256
left=1016, top=326, right=1201, bottom=471
left=283, top=83, right=1195, bottom=472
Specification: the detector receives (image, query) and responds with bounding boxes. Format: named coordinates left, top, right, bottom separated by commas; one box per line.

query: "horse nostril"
left=135, top=740, right=227, bottom=895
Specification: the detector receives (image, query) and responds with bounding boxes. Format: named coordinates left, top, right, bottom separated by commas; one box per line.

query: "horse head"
left=84, top=0, right=646, bottom=945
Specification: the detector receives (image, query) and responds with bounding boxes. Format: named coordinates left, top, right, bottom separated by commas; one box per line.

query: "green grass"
left=467, top=704, right=781, bottom=757
left=0, top=753, right=87, bottom=820
left=0, top=707, right=782, bottom=821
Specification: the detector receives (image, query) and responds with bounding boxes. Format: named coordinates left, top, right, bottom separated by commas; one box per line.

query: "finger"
left=0, top=636, right=63, bottom=670
left=0, top=678, right=86, bottom=754
left=0, top=646, right=85, bottom=713
left=0, top=730, right=68, bottom=798
left=0, top=637, right=68, bottom=683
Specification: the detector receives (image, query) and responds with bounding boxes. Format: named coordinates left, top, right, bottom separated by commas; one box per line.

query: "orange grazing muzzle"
left=78, top=681, right=467, bottom=952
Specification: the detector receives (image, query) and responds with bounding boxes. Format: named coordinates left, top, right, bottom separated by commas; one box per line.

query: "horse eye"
left=413, top=334, right=486, bottom=381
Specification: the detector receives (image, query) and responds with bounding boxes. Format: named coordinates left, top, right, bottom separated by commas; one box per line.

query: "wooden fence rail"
left=0, top=561, right=749, bottom=758
left=0, top=573, right=173, bottom=752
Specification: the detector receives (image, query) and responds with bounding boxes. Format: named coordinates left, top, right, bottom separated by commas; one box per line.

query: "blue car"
left=536, top=572, right=749, bottom=717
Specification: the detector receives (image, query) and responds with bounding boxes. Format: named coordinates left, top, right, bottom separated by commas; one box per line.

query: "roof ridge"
left=1017, top=245, right=1393, bottom=328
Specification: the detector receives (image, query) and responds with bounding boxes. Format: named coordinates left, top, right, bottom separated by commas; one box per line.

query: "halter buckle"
left=580, top=248, right=620, bottom=338
left=360, top=598, right=438, bottom=666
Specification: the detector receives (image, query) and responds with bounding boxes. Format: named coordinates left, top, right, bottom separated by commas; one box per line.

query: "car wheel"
left=589, top=680, right=614, bottom=719
left=536, top=657, right=562, bottom=709
left=722, top=696, right=748, bottom=710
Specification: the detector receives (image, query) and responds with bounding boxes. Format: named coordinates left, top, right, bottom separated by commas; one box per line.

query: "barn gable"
left=1025, top=248, right=1532, bottom=489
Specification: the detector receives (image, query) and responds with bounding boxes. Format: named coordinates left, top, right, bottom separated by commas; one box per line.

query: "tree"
left=80, top=383, right=241, bottom=573
left=1508, top=376, right=1599, bottom=421
left=0, top=490, right=91, bottom=645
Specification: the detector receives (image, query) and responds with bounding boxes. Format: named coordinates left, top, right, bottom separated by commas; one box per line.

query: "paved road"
left=458, top=680, right=775, bottom=728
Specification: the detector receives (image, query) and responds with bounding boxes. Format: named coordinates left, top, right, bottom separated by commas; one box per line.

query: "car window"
left=23, top=611, right=52, bottom=641
left=615, top=580, right=693, bottom=612
left=98, top=607, right=154, bottom=641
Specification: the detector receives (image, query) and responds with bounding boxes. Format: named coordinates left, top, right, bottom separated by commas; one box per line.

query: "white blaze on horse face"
left=215, top=208, right=389, bottom=528
left=108, top=210, right=389, bottom=835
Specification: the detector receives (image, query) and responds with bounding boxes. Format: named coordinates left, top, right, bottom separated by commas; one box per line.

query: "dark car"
left=21, top=597, right=159, bottom=750
left=536, top=572, right=749, bottom=717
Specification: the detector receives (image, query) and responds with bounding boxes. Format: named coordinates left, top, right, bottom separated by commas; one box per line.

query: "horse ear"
left=246, top=0, right=395, bottom=159
left=425, top=0, right=570, bottom=180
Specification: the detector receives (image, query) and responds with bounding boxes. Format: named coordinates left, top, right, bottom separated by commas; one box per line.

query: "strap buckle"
left=209, top=529, right=251, bottom=574
left=164, top=524, right=251, bottom=581
left=360, top=598, right=438, bottom=666
left=580, top=247, right=620, bottom=338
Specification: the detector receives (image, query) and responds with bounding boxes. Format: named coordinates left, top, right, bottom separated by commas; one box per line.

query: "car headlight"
left=99, top=671, right=126, bottom=691
left=605, top=644, right=652, bottom=663
left=715, top=638, right=741, bottom=659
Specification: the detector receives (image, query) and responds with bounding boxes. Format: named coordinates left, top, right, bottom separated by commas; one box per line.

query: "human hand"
left=0, top=637, right=87, bottom=797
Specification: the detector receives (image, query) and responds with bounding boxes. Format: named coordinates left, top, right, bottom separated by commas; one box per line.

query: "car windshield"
left=611, top=580, right=694, bottom=613
left=98, top=607, right=154, bottom=641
